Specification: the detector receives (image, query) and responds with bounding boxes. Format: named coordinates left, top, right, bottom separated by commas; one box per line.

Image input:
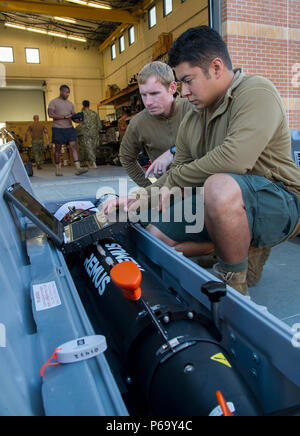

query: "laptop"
left=4, top=183, right=126, bottom=255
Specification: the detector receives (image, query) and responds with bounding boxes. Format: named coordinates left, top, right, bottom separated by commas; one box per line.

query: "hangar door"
left=0, top=81, right=46, bottom=122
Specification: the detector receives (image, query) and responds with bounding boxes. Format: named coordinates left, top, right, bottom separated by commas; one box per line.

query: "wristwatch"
left=170, top=145, right=176, bottom=156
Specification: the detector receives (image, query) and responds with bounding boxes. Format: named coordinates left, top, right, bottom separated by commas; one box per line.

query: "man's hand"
left=145, top=150, right=173, bottom=179
left=102, top=187, right=179, bottom=223
left=102, top=195, right=138, bottom=215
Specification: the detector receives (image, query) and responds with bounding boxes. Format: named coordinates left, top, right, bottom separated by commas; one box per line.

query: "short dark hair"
left=60, top=84, right=70, bottom=92
left=82, top=100, right=90, bottom=108
left=168, top=26, right=233, bottom=77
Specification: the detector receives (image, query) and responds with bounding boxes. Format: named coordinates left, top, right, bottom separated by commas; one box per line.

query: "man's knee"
left=204, top=174, right=244, bottom=213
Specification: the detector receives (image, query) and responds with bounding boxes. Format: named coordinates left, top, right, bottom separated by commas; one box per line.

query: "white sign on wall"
left=0, top=63, right=6, bottom=88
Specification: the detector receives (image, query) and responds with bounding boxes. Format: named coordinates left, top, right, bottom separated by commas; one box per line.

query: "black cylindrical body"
left=77, top=240, right=262, bottom=416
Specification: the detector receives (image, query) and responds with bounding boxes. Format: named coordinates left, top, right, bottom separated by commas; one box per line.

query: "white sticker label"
left=33, top=281, right=61, bottom=312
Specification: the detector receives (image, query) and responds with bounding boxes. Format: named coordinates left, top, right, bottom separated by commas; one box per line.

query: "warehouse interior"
left=0, top=0, right=214, bottom=181
left=0, top=0, right=209, bottom=133
left=0, top=0, right=299, bottom=322
left=0, top=0, right=299, bottom=310
left=0, top=0, right=300, bottom=418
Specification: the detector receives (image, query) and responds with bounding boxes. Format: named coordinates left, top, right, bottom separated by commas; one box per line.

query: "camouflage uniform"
left=76, top=124, right=86, bottom=163
left=32, top=139, right=44, bottom=164
left=80, top=109, right=101, bottom=164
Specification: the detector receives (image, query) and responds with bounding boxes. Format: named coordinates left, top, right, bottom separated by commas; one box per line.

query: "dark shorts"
left=142, top=174, right=300, bottom=249
left=52, top=127, right=76, bottom=145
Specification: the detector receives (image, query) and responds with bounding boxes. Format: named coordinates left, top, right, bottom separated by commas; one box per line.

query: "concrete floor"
left=30, top=163, right=139, bottom=202
left=30, top=163, right=300, bottom=328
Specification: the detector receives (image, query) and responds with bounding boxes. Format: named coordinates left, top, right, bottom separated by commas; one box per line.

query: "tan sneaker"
left=213, top=263, right=250, bottom=296
left=247, top=247, right=271, bottom=287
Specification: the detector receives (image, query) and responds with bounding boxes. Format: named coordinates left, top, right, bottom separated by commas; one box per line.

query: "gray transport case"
left=1, top=141, right=300, bottom=416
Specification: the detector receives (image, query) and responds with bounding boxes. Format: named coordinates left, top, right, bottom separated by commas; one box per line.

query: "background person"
left=48, top=85, right=87, bottom=176
left=25, top=115, right=49, bottom=170
left=80, top=100, right=102, bottom=169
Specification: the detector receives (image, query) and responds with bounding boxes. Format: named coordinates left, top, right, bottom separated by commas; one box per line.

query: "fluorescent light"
left=67, top=0, right=112, bottom=9
left=27, top=27, right=47, bottom=34
left=48, top=31, right=68, bottom=38
left=68, top=35, right=87, bottom=42
left=5, top=23, right=26, bottom=30
left=4, top=22, right=87, bottom=43
left=67, top=0, right=87, bottom=5
left=87, top=2, right=112, bottom=9
left=54, top=16, right=77, bottom=24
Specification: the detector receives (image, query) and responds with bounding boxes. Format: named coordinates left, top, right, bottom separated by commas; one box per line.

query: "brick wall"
left=221, top=0, right=300, bottom=129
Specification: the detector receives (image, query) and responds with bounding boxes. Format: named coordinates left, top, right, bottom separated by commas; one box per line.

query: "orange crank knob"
left=110, top=261, right=142, bottom=301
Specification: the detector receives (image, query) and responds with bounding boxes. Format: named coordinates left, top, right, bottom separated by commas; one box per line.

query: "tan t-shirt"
left=48, top=97, right=75, bottom=128
left=27, top=123, right=47, bottom=141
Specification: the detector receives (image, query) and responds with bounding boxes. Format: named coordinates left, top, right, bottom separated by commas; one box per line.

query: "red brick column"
left=221, top=0, right=300, bottom=129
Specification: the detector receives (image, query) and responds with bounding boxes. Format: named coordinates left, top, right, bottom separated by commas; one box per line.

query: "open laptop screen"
left=6, top=184, right=62, bottom=237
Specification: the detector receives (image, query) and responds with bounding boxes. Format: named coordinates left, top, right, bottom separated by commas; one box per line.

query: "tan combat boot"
left=74, top=161, right=88, bottom=176
left=247, top=247, right=271, bottom=287
left=213, top=263, right=250, bottom=296
left=200, top=246, right=271, bottom=288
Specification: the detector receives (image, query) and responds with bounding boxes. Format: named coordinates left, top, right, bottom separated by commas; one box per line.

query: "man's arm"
left=24, top=126, right=32, bottom=144
left=141, top=121, right=194, bottom=193
left=103, top=134, right=192, bottom=216
left=119, top=123, right=152, bottom=188
left=48, top=107, right=71, bottom=120
left=144, top=148, right=174, bottom=179
left=48, top=102, right=73, bottom=120
left=165, top=88, right=285, bottom=189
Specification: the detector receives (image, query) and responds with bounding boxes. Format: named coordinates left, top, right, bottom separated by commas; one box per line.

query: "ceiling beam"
left=98, top=0, right=155, bottom=53
left=98, top=23, right=129, bottom=52
left=133, top=0, right=155, bottom=17
left=0, top=1, right=139, bottom=24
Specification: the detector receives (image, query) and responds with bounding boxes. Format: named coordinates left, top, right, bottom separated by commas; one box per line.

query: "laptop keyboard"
left=72, top=216, right=99, bottom=240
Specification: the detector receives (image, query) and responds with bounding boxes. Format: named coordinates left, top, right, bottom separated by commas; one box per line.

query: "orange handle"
left=110, top=261, right=142, bottom=301
left=216, top=391, right=234, bottom=416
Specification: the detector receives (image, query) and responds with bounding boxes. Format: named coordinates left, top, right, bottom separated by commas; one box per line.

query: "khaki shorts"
left=141, top=174, right=300, bottom=248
